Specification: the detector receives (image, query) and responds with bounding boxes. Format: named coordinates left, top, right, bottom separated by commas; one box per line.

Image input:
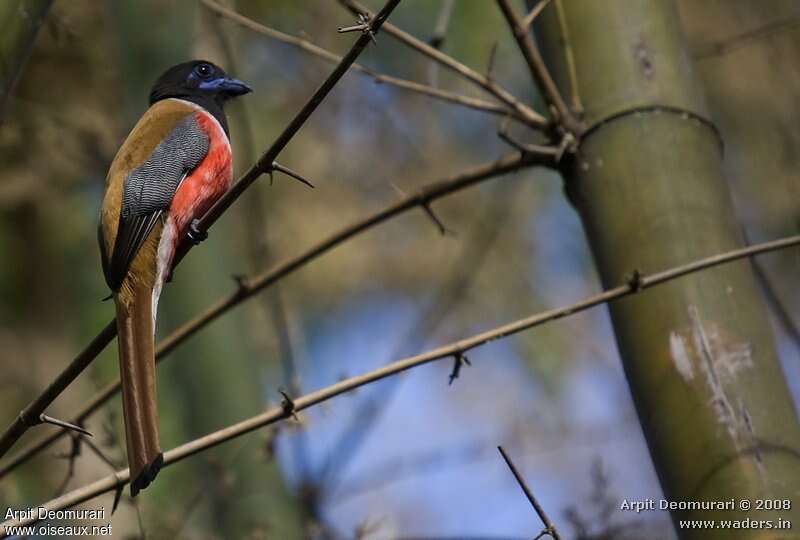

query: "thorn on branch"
left=39, top=413, right=93, bottom=438
left=389, top=182, right=407, bottom=198
left=421, top=203, right=454, bottom=236
left=338, top=13, right=377, bottom=45
left=279, top=389, right=299, bottom=421
left=626, top=269, right=644, bottom=293
left=448, top=353, right=471, bottom=385
left=112, top=483, right=124, bottom=514
left=497, top=120, right=559, bottom=161
left=521, top=0, right=552, bottom=32
left=270, top=161, right=315, bottom=189
left=232, top=273, right=250, bottom=295
left=554, top=132, right=577, bottom=163
left=486, top=41, right=499, bottom=81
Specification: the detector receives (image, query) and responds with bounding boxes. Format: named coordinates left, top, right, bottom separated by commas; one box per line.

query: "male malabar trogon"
left=98, top=60, right=251, bottom=496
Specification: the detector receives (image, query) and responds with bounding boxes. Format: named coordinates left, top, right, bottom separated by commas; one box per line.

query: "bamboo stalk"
left=535, top=1, right=800, bottom=538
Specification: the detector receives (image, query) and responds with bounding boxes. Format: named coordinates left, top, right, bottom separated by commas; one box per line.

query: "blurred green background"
left=0, top=1, right=798, bottom=538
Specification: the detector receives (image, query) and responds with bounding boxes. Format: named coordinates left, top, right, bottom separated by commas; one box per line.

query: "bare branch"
left=339, top=0, right=550, bottom=130
left=4, top=233, right=800, bottom=529
left=498, top=446, right=562, bottom=540
left=201, top=0, right=519, bottom=120
left=0, top=0, right=403, bottom=463
left=0, top=152, right=544, bottom=478
left=497, top=126, right=559, bottom=158
left=495, top=0, right=582, bottom=135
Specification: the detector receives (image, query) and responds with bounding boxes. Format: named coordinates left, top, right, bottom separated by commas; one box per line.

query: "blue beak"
left=199, top=77, right=253, bottom=97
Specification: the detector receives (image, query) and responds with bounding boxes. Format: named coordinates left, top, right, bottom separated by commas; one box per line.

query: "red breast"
left=168, top=109, right=233, bottom=245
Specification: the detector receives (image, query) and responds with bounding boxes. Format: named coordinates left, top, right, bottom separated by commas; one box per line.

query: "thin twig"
left=429, top=0, right=455, bottom=49
left=0, top=0, right=403, bottom=464
left=498, top=125, right=559, bottom=159
left=495, top=0, right=581, bottom=135
left=521, top=0, right=552, bottom=31
left=498, top=446, right=561, bottom=540
left=0, top=152, right=544, bottom=478
left=338, top=0, right=550, bottom=130
left=486, top=42, right=499, bottom=81
left=5, top=233, right=800, bottom=530
left=201, top=0, right=519, bottom=120
left=550, top=0, right=583, bottom=114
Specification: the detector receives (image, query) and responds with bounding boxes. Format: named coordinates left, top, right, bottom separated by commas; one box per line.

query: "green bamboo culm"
left=0, top=0, right=52, bottom=123
left=534, top=1, right=800, bottom=539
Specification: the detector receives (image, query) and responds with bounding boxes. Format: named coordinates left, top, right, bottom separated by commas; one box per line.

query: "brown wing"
left=99, top=99, right=208, bottom=293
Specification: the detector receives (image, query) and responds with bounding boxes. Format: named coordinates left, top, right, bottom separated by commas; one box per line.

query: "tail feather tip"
left=130, top=452, right=164, bottom=497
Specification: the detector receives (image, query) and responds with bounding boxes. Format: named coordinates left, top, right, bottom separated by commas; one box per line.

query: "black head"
left=149, top=60, right=252, bottom=135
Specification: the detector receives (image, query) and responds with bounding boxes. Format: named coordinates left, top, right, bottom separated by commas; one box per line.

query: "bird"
left=98, top=60, right=251, bottom=496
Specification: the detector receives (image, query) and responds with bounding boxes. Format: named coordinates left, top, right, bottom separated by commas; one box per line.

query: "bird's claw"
left=187, top=219, right=208, bottom=245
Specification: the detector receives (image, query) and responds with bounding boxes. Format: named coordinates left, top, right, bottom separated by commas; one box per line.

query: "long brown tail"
left=115, top=284, right=163, bottom=497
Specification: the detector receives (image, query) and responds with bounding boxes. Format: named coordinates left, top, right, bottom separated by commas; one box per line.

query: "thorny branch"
left=201, top=0, right=521, bottom=121
left=180, top=0, right=402, bottom=254
left=0, top=152, right=547, bottom=478
left=496, top=0, right=582, bottom=135
left=4, top=233, right=800, bottom=532
left=0, top=0, right=403, bottom=463
left=6, top=3, right=800, bottom=531
left=498, top=446, right=562, bottom=540
left=338, top=0, right=550, bottom=131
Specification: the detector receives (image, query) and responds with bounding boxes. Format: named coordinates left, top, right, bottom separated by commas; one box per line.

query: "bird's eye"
left=194, top=64, right=213, bottom=78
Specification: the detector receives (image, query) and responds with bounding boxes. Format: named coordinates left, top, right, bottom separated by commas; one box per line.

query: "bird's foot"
left=187, top=219, right=208, bottom=245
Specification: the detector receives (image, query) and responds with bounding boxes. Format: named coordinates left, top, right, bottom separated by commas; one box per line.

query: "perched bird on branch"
left=98, top=60, right=251, bottom=496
